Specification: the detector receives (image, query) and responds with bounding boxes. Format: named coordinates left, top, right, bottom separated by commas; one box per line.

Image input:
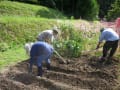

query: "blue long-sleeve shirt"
left=30, top=41, right=54, bottom=57
left=99, top=28, right=119, bottom=42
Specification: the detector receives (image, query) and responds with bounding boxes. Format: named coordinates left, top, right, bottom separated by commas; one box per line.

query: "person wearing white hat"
left=37, top=27, right=60, bottom=44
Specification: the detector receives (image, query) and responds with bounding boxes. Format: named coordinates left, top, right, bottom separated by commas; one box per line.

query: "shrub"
left=106, top=0, right=120, bottom=21
left=53, top=21, right=85, bottom=57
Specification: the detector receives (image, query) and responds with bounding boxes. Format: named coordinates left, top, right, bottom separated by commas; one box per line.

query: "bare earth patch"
left=0, top=55, right=120, bottom=90
left=0, top=21, right=119, bottom=90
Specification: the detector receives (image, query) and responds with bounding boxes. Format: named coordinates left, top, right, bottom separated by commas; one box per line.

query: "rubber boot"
left=46, top=63, right=51, bottom=70
left=37, top=66, right=42, bottom=76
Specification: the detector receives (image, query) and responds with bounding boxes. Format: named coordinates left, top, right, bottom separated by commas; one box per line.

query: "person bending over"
left=37, top=27, right=59, bottom=44
left=96, top=28, right=119, bottom=64
left=29, top=41, right=54, bottom=77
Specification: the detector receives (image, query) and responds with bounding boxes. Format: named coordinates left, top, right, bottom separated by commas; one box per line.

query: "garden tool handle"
left=54, top=50, right=66, bottom=63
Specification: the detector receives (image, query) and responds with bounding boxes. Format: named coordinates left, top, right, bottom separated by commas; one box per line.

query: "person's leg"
left=45, top=54, right=51, bottom=70
left=105, top=40, right=118, bottom=64
left=102, top=41, right=111, bottom=58
left=37, top=56, right=44, bottom=76
left=37, top=66, right=42, bottom=76
left=46, top=59, right=51, bottom=70
left=29, top=57, right=34, bottom=73
left=109, top=40, right=118, bottom=57
left=99, top=41, right=111, bottom=63
left=37, top=54, right=52, bottom=76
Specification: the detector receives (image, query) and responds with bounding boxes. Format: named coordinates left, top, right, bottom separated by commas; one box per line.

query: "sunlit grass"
left=0, top=16, right=58, bottom=49
left=0, top=16, right=54, bottom=22
left=0, top=1, right=66, bottom=19
left=0, top=46, right=28, bottom=70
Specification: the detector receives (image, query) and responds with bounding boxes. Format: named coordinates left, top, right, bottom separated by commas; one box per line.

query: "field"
left=0, top=55, right=120, bottom=90
left=0, top=1, right=120, bottom=90
left=0, top=20, right=120, bottom=90
left=1, top=17, right=120, bottom=90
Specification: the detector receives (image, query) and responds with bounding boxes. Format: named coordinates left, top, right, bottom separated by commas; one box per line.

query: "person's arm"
left=96, top=42, right=102, bottom=49
left=96, top=32, right=105, bottom=49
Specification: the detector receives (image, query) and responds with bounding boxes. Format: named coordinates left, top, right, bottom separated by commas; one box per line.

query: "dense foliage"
left=38, top=0, right=99, bottom=20
left=5, top=0, right=118, bottom=21
left=75, top=0, right=99, bottom=20
left=97, top=0, right=115, bottom=19
left=6, top=0, right=99, bottom=20
left=106, top=0, right=120, bottom=21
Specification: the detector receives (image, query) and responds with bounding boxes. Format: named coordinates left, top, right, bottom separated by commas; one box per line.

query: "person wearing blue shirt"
left=96, top=28, right=119, bottom=64
left=29, top=41, right=54, bottom=76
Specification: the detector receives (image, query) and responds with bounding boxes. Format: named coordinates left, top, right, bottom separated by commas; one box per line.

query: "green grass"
left=0, top=1, right=66, bottom=19
left=0, top=45, right=28, bottom=70
left=0, top=16, right=59, bottom=48
left=0, top=16, right=100, bottom=57
left=0, top=1, right=106, bottom=68
left=0, top=16, right=57, bottom=23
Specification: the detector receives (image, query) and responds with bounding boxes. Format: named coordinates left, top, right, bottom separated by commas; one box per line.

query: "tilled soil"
left=0, top=56, right=120, bottom=90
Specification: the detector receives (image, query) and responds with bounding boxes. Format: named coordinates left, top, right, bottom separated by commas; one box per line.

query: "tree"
left=54, top=0, right=99, bottom=20
left=37, top=0, right=56, bottom=8
left=10, top=0, right=99, bottom=20
left=106, top=0, right=120, bottom=21
left=97, top=0, right=115, bottom=19
left=75, top=0, right=99, bottom=20
left=10, top=0, right=38, bottom=4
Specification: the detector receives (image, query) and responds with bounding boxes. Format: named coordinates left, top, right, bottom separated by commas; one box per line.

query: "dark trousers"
left=38, top=66, right=42, bottom=76
left=103, top=40, right=119, bottom=57
left=37, top=63, right=51, bottom=76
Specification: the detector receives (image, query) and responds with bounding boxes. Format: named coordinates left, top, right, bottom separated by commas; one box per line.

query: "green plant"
left=53, top=20, right=99, bottom=58
left=106, top=0, right=120, bottom=21
left=0, top=42, right=9, bottom=52
left=53, top=21, right=86, bottom=57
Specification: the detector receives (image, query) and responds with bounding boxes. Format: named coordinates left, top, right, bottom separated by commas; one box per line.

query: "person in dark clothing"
left=96, top=28, right=119, bottom=64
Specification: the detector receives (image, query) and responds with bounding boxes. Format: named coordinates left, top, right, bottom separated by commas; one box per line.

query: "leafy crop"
left=53, top=21, right=98, bottom=57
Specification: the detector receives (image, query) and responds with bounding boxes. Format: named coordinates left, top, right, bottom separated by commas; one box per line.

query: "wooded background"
left=4, top=0, right=120, bottom=21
